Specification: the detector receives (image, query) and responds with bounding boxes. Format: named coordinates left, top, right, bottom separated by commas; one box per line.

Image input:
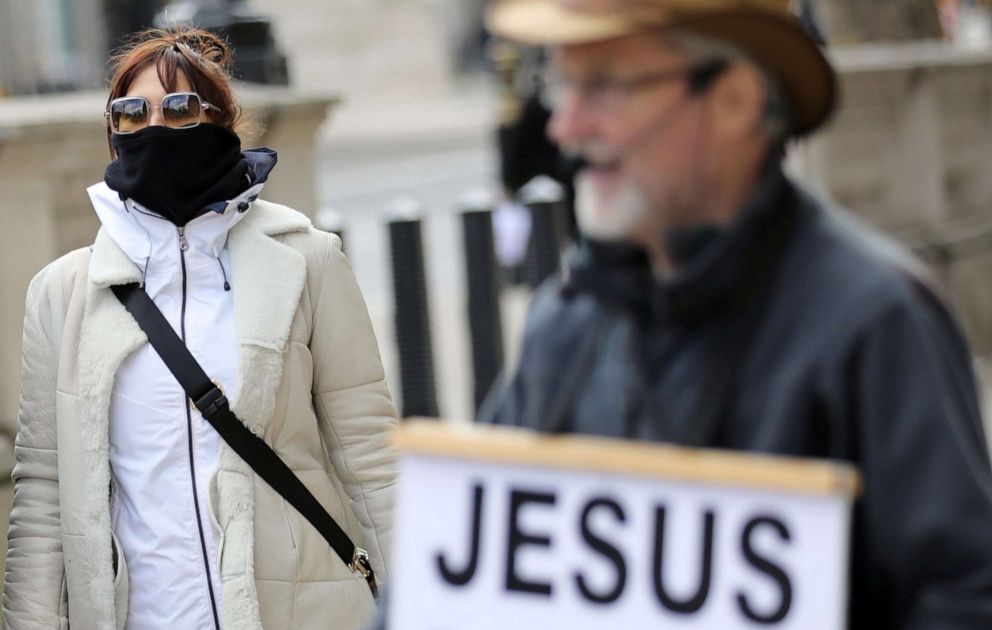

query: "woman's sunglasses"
left=105, top=92, right=219, bottom=135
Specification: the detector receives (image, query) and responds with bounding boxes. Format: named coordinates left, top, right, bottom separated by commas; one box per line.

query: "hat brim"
left=486, top=1, right=837, bottom=136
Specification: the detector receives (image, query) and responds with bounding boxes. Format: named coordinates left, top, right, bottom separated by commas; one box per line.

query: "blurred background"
left=2, top=0, right=992, bottom=573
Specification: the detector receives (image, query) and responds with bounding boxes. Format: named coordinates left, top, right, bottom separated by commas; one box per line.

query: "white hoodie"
left=87, top=173, right=268, bottom=630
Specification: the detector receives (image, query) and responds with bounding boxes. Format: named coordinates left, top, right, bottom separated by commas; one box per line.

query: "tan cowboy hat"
left=486, top=0, right=836, bottom=136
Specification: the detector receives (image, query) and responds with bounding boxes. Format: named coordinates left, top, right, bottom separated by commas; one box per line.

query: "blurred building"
left=0, top=0, right=108, bottom=95
left=246, top=0, right=504, bottom=421
left=813, top=0, right=943, bottom=43
left=2, top=0, right=990, bottom=427
left=249, top=0, right=476, bottom=102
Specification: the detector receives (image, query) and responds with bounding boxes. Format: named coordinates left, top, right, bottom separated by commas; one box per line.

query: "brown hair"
left=105, top=28, right=246, bottom=154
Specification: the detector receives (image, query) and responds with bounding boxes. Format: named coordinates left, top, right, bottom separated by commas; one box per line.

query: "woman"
left=3, top=28, right=397, bottom=630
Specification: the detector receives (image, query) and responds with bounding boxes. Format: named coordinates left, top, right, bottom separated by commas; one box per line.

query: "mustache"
left=560, top=141, right=622, bottom=166
left=559, top=141, right=623, bottom=180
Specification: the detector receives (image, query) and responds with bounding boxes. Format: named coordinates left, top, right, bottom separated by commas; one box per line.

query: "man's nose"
left=547, top=90, right=592, bottom=147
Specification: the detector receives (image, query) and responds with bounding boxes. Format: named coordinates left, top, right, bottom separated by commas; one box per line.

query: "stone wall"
left=789, top=42, right=992, bottom=353
left=811, top=0, right=943, bottom=44
left=250, top=0, right=458, bottom=101
left=0, top=0, right=107, bottom=95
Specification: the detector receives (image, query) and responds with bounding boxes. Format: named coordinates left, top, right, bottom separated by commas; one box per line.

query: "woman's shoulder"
left=246, top=200, right=346, bottom=295
left=248, top=199, right=342, bottom=259
left=29, top=247, right=92, bottom=299
left=21, top=247, right=91, bottom=329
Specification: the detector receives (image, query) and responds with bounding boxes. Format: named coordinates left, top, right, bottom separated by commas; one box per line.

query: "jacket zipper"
left=179, top=225, right=223, bottom=630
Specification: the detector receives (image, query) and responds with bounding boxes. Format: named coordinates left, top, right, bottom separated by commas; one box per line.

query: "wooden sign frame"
left=394, top=420, right=861, bottom=497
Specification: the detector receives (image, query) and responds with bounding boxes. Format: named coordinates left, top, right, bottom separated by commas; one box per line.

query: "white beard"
left=574, top=172, right=651, bottom=242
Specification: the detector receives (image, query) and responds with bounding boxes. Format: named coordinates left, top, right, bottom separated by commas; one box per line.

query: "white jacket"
left=5, top=183, right=397, bottom=629
left=90, top=180, right=249, bottom=629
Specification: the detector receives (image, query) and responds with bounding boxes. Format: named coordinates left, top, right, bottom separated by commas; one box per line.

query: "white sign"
left=389, top=422, right=859, bottom=630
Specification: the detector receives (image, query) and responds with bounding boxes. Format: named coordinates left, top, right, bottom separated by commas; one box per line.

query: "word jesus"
left=435, top=484, right=794, bottom=624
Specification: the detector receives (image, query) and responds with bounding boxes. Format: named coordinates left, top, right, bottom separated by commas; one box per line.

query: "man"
left=481, top=0, right=992, bottom=628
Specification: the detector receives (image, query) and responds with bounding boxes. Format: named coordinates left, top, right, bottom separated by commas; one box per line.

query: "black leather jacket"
left=485, top=166, right=992, bottom=628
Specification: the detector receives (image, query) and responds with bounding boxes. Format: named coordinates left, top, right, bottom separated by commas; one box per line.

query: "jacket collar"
left=86, top=186, right=310, bottom=286
left=565, top=157, right=797, bottom=323
left=87, top=182, right=247, bottom=283
left=202, top=147, right=278, bottom=214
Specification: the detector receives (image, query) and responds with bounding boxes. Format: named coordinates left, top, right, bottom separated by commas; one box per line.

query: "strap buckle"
left=350, top=547, right=371, bottom=577
left=350, top=547, right=379, bottom=599
left=193, top=381, right=228, bottom=419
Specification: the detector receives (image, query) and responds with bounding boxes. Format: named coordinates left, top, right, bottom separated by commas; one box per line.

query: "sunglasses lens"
left=162, top=93, right=202, bottom=129
left=111, top=98, right=149, bottom=134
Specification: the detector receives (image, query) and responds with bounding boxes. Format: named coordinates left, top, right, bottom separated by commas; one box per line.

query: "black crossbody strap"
left=112, top=283, right=378, bottom=598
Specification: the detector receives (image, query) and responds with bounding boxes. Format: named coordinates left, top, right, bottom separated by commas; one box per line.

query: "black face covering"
left=105, top=123, right=250, bottom=226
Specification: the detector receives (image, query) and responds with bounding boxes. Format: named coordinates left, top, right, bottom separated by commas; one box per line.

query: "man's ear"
left=703, top=61, right=767, bottom=142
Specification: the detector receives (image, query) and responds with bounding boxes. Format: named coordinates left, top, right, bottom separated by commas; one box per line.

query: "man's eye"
left=585, top=77, right=619, bottom=95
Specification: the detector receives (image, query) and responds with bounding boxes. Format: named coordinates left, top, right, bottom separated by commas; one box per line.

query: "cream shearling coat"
left=3, top=200, right=397, bottom=629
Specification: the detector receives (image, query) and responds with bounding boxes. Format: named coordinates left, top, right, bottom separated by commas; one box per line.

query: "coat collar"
left=88, top=181, right=252, bottom=280
left=228, top=199, right=311, bottom=351
left=222, top=200, right=311, bottom=453
left=88, top=226, right=144, bottom=288
left=233, top=197, right=312, bottom=239
left=87, top=197, right=311, bottom=283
